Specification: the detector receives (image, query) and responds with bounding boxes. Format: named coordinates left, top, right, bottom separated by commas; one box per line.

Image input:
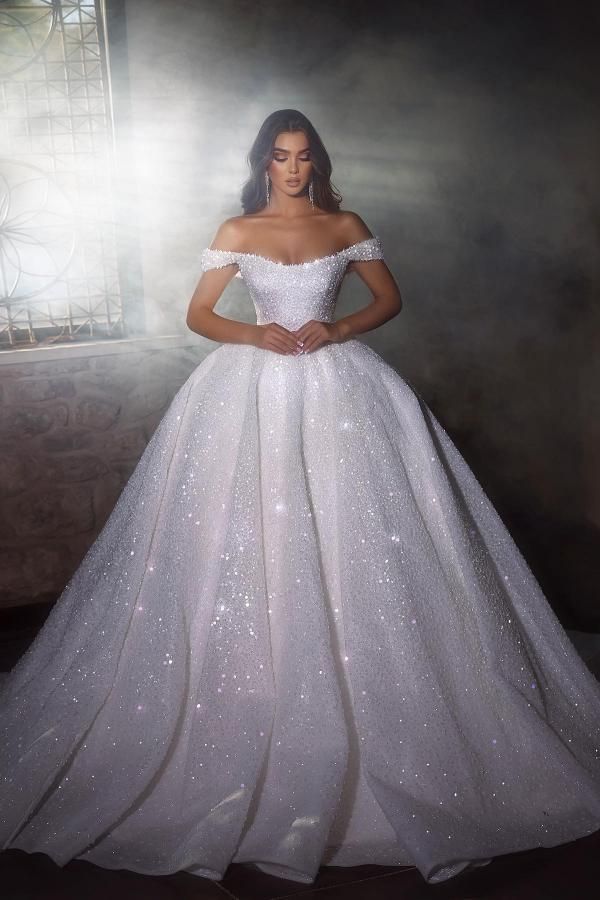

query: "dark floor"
left=2, top=606, right=600, bottom=899
left=2, top=834, right=600, bottom=900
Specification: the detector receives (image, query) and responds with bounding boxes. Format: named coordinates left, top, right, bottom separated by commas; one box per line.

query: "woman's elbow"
left=384, top=291, right=403, bottom=318
left=186, top=305, right=207, bottom=335
left=185, top=310, right=196, bottom=333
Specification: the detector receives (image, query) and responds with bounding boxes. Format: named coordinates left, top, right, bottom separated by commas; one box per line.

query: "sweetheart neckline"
left=205, top=235, right=381, bottom=268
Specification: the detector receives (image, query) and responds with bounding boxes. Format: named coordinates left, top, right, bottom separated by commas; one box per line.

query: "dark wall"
left=126, top=0, right=600, bottom=625
left=2, top=0, right=597, bottom=631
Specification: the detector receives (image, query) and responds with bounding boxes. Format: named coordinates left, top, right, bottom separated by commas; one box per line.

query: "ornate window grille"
left=0, top=0, right=128, bottom=348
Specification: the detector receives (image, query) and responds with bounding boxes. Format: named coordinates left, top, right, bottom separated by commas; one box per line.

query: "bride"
left=186, top=117, right=402, bottom=357
left=1, top=108, right=600, bottom=888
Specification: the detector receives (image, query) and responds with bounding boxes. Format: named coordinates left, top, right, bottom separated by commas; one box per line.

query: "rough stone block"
left=6, top=486, right=95, bottom=537
left=7, top=377, right=76, bottom=404
left=75, top=397, right=121, bottom=430
left=0, top=454, right=38, bottom=497
left=41, top=430, right=96, bottom=453
left=46, top=453, right=110, bottom=483
left=102, top=427, right=148, bottom=460
left=1, top=403, right=70, bottom=440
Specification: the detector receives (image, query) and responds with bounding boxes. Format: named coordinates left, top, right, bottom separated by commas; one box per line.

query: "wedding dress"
left=1, top=236, right=600, bottom=887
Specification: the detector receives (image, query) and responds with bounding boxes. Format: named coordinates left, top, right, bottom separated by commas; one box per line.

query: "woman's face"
left=266, top=130, right=313, bottom=197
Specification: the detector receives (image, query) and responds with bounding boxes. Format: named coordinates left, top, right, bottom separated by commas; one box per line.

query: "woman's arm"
left=328, top=211, right=403, bottom=342
left=334, top=258, right=403, bottom=341
left=186, top=268, right=258, bottom=346
left=185, top=219, right=256, bottom=345
left=186, top=220, right=301, bottom=355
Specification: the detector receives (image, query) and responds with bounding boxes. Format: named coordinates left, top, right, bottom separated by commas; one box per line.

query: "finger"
left=301, top=332, right=319, bottom=352
left=270, top=338, right=295, bottom=354
left=275, top=327, right=303, bottom=351
left=265, top=328, right=297, bottom=351
left=293, top=323, right=316, bottom=342
left=274, top=323, right=299, bottom=339
left=295, top=328, right=313, bottom=345
left=310, top=336, right=325, bottom=351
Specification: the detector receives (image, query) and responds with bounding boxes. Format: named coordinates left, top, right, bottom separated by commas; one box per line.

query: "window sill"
left=0, top=333, right=207, bottom=367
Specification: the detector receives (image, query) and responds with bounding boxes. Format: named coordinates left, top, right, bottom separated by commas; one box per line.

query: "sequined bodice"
left=200, top=236, right=384, bottom=331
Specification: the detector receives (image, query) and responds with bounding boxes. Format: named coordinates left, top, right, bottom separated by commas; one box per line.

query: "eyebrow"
left=273, top=146, right=311, bottom=152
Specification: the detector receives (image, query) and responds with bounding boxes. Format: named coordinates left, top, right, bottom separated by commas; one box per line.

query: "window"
left=0, top=0, right=131, bottom=348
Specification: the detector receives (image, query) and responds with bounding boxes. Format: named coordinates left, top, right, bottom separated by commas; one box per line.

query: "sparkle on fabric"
left=1, top=235, right=599, bottom=888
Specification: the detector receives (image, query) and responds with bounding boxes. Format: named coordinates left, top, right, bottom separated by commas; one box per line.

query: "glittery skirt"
left=1, top=338, right=600, bottom=885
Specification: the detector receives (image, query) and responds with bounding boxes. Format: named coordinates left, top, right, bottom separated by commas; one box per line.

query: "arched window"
left=0, top=1, right=138, bottom=348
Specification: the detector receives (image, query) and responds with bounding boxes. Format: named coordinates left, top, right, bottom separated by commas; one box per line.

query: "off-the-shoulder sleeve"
left=200, top=247, right=243, bottom=279
left=343, top=236, right=384, bottom=263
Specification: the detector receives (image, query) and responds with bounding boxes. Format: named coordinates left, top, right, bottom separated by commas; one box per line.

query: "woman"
left=1, top=109, right=600, bottom=888
left=186, top=114, right=402, bottom=358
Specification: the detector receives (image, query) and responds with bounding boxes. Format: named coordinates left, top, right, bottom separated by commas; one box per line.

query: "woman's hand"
left=253, top=322, right=304, bottom=355
left=292, top=321, right=345, bottom=354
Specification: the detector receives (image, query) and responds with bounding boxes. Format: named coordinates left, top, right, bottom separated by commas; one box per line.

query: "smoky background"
left=1, top=0, right=598, bottom=628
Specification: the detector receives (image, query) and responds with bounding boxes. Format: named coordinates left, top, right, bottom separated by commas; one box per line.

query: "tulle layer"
left=1, top=338, right=600, bottom=884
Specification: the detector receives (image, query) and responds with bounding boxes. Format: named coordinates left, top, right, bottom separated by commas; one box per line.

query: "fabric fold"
left=1, top=334, right=599, bottom=885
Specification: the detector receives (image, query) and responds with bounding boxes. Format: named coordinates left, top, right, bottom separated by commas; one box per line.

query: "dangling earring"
left=308, top=179, right=314, bottom=209
left=265, top=171, right=270, bottom=206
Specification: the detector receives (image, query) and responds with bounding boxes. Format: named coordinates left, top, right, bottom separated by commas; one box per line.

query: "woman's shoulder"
left=210, top=214, right=274, bottom=249
left=207, top=210, right=374, bottom=252
left=207, top=216, right=247, bottom=252
left=333, top=210, right=374, bottom=244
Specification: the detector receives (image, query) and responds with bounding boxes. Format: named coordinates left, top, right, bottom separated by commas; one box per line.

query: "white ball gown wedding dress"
left=1, top=236, right=600, bottom=886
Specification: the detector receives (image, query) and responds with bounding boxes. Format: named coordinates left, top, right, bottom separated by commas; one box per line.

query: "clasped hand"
left=254, top=320, right=344, bottom=355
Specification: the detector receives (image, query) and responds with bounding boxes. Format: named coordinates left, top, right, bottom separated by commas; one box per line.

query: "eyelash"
left=273, top=157, right=311, bottom=163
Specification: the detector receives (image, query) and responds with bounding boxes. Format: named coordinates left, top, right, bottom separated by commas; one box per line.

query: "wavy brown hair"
left=240, top=109, right=342, bottom=215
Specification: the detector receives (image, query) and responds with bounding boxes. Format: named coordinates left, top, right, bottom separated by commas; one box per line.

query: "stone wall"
left=0, top=336, right=209, bottom=609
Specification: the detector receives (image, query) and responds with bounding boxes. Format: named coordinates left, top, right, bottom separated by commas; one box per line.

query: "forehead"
left=273, top=130, right=310, bottom=150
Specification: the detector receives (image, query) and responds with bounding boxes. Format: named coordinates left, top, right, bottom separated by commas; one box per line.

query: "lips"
left=286, top=180, right=300, bottom=185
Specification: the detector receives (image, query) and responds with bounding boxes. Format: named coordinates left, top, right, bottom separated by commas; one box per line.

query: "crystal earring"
left=308, top=179, right=314, bottom=209
left=265, top=171, right=270, bottom=206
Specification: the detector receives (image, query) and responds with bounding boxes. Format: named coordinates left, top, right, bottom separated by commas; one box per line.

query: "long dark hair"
left=240, top=109, right=342, bottom=215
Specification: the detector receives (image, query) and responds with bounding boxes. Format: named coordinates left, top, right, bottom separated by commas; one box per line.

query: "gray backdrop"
left=114, top=0, right=599, bottom=626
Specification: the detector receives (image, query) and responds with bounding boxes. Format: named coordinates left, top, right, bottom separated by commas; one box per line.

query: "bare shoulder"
left=209, top=216, right=246, bottom=251
left=334, top=210, right=374, bottom=245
